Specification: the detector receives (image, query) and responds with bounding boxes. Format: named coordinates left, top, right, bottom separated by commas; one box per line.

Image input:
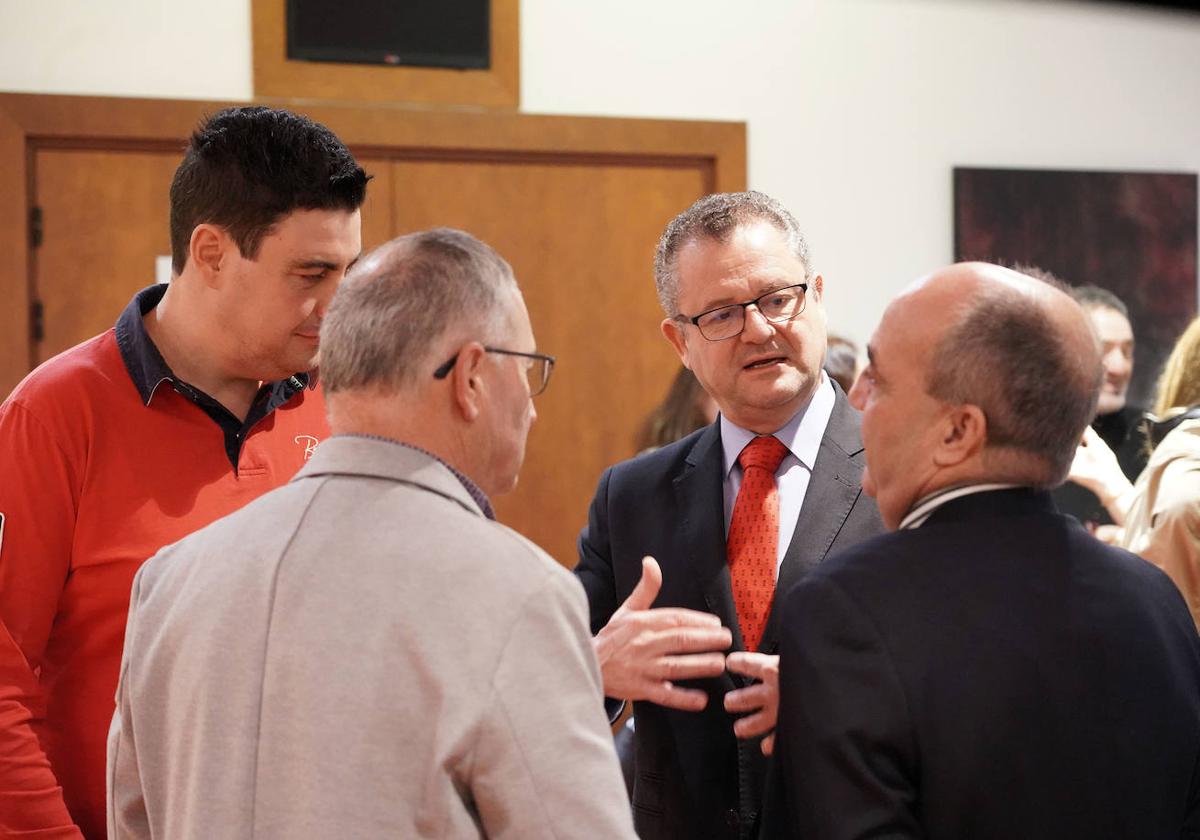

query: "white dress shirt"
left=898, top=482, right=1022, bottom=529
left=720, top=373, right=836, bottom=574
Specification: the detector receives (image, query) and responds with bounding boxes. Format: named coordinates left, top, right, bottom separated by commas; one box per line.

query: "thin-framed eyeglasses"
left=675, top=283, right=809, bottom=342
left=433, top=347, right=557, bottom=397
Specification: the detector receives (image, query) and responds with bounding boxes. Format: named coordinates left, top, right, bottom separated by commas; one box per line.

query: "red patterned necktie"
left=727, top=435, right=789, bottom=652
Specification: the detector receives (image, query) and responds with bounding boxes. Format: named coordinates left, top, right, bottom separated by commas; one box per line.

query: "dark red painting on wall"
left=953, top=167, right=1198, bottom=409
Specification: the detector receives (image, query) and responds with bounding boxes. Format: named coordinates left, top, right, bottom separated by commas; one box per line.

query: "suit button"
left=725, top=809, right=740, bottom=828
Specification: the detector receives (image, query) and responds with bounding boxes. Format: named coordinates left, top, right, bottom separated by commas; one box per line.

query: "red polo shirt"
left=0, top=286, right=329, bottom=838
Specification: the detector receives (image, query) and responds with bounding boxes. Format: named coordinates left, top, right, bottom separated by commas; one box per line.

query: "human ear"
left=933, top=404, right=987, bottom=467
left=189, top=224, right=229, bottom=287
left=810, top=273, right=824, bottom=301
left=451, top=342, right=489, bottom=422
left=661, top=318, right=690, bottom=367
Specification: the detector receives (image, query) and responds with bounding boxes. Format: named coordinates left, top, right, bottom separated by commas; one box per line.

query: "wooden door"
left=389, top=159, right=706, bottom=564
left=33, top=148, right=177, bottom=364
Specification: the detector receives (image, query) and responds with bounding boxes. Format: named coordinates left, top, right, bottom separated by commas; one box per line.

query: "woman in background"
left=636, top=366, right=718, bottom=452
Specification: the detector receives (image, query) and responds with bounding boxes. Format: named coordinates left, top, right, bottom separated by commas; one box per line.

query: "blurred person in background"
left=1068, top=315, right=1200, bottom=627
left=636, top=365, right=719, bottom=452
left=823, top=334, right=861, bottom=394
left=1055, top=284, right=1150, bottom=530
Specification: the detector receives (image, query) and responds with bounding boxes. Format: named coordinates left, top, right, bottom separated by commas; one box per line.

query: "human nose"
left=739, top=304, right=774, bottom=343
left=312, top=276, right=343, bottom=320
left=848, top=375, right=868, bottom=410
left=1103, top=347, right=1130, bottom=375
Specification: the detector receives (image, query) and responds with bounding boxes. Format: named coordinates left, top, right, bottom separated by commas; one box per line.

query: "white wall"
left=3, top=0, right=1199, bottom=343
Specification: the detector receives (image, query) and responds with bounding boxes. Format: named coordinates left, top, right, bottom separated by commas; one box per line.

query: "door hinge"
left=30, top=300, right=44, bottom=343
left=29, top=206, right=43, bottom=248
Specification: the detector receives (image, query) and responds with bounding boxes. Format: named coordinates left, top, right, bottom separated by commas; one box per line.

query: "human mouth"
left=742, top=355, right=787, bottom=370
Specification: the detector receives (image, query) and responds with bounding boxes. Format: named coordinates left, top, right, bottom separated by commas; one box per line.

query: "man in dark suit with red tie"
left=575, top=191, right=884, bottom=839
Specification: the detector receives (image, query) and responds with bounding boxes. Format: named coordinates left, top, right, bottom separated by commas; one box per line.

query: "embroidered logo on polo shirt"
left=295, top=435, right=320, bottom=460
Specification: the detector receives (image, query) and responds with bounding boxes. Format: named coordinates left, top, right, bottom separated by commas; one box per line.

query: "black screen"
left=287, top=0, right=490, bottom=70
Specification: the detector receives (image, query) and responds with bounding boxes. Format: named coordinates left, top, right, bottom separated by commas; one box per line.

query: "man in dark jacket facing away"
left=767, top=262, right=1200, bottom=839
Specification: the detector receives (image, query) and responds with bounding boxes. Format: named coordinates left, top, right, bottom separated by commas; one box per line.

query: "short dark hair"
left=1070, top=284, right=1130, bottom=320
left=169, top=106, right=370, bottom=273
left=928, top=291, right=1101, bottom=486
left=654, top=191, right=812, bottom=316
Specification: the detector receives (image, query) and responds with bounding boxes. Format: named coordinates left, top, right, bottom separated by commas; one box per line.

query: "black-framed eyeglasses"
left=675, top=283, right=809, bottom=342
left=433, top=347, right=557, bottom=397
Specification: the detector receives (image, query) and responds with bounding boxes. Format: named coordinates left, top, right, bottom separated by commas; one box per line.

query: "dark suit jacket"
left=576, top=389, right=884, bottom=840
left=766, top=488, right=1200, bottom=840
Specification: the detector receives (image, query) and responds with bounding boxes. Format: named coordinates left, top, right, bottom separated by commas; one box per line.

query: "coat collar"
left=294, top=434, right=490, bottom=519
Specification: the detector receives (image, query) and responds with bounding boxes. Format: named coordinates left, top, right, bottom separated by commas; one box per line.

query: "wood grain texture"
left=389, top=159, right=707, bottom=564
left=0, top=92, right=746, bottom=564
left=34, top=149, right=178, bottom=363
left=0, top=104, right=29, bottom=397
left=251, top=0, right=519, bottom=109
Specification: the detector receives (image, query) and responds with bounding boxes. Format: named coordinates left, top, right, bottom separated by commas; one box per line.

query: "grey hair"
left=653, top=191, right=813, bottom=316
left=927, top=290, right=1102, bottom=487
left=1070, top=284, right=1130, bottom=320
left=320, top=228, right=518, bottom=393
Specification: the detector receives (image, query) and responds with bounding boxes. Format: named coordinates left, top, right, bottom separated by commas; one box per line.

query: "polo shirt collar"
left=114, top=283, right=315, bottom=407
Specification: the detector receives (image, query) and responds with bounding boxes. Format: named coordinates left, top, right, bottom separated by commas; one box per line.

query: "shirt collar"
left=898, top=482, right=1023, bottom=530
left=337, top=433, right=496, bottom=520
left=115, top=283, right=315, bottom=407
left=115, top=284, right=175, bottom=405
left=719, top=372, right=835, bottom=477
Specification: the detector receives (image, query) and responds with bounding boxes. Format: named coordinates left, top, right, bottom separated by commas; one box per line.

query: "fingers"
left=636, top=607, right=724, bottom=628
left=619, top=556, right=663, bottom=613
left=725, top=651, right=778, bottom=681
left=731, top=709, right=775, bottom=740
left=645, top=682, right=711, bottom=712
left=724, top=682, right=773, bottom=715
left=725, top=653, right=779, bottom=744
left=636, top=625, right=733, bottom=659
left=761, top=733, right=775, bottom=756
left=646, top=652, right=729, bottom=682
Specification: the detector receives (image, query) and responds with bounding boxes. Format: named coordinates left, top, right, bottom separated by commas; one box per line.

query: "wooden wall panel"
left=0, top=92, right=746, bottom=566
left=390, top=159, right=707, bottom=564
left=356, top=157, right=395, bottom=253
left=34, top=149, right=177, bottom=363
left=0, top=105, right=30, bottom=394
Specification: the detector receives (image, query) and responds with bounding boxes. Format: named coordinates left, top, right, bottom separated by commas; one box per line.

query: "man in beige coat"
left=106, top=229, right=636, bottom=838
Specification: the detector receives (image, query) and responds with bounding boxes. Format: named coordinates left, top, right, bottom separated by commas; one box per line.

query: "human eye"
left=701, top=306, right=736, bottom=326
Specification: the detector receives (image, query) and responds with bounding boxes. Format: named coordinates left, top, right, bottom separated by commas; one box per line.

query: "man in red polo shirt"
left=0, top=106, right=369, bottom=838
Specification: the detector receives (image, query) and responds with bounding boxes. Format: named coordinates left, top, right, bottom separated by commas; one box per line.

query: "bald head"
left=919, top=262, right=1102, bottom=485
left=852, top=262, right=1103, bottom=528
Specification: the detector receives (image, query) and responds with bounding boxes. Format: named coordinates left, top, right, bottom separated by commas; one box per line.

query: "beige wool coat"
left=107, top=435, right=635, bottom=839
left=1121, top=418, right=1200, bottom=629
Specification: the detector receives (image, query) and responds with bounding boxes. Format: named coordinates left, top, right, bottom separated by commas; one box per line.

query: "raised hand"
left=593, top=556, right=732, bottom=711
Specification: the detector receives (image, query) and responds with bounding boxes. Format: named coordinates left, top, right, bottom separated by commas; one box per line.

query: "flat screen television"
left=287, top=0, right=490, bottom=70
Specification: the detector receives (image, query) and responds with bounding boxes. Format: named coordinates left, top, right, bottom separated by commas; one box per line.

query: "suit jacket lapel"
left=672, top=422, right=746, bottom=653
left=761, top=389, right=866, bottom=654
